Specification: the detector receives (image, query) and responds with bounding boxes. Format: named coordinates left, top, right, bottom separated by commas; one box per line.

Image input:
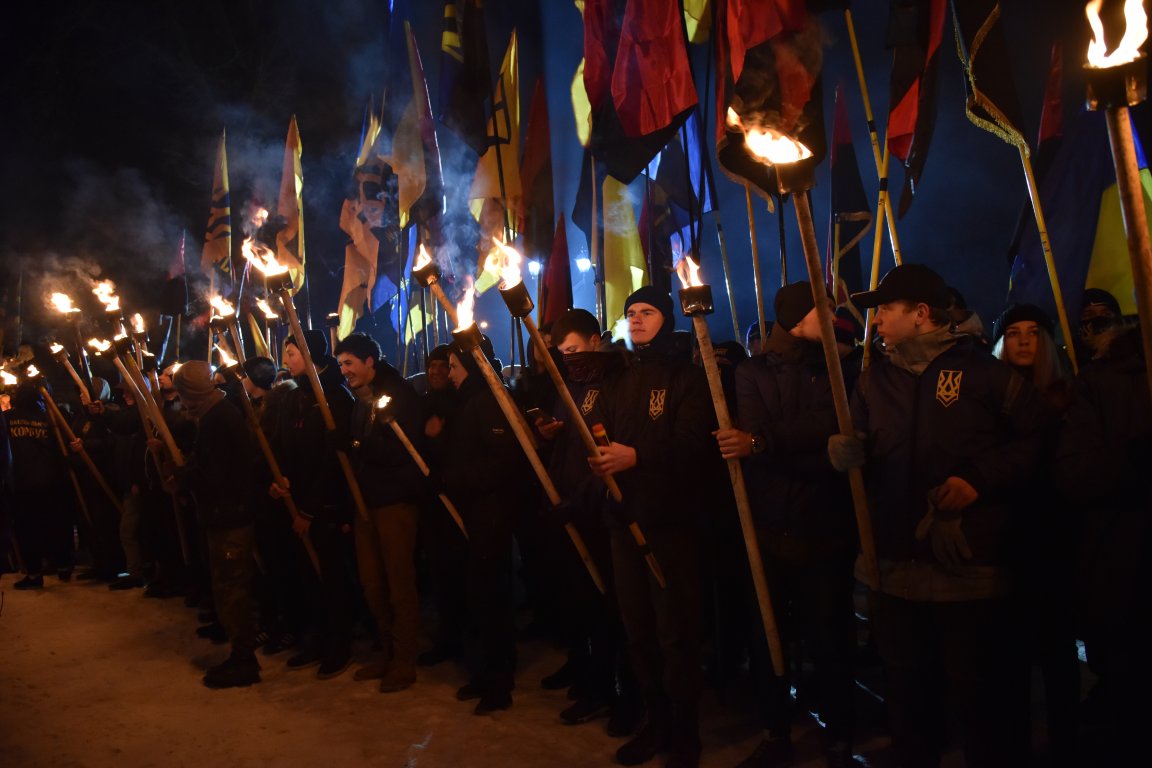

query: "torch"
left=50, top=343, right=91, bottom=405
left=243, top=241, right=371, bottom=523
left=1084, top=0, right=1152, bottom=400
left=490, top=238, right=666, bottom=588
left=216, top=346, right=322, bottom=576
left=257, top=299, right=280, bottom=365
left=92, top=280, right=127, bottom=341
left=738, top=122, right=881, bottom=590
left=450, top=289, right=607, bottom=595
left=676, top=258, right=785, bottom=675
left=374, top=394, right=469, bottom=540
left=325, top=312, right=340, bottom=355
left=412, top=244, right=460, bottom=326
left=50, top=292, right=94, bottom=397
left=209, top=295, right=246, bottom=365
left=28, top=369, right=123, bottom=517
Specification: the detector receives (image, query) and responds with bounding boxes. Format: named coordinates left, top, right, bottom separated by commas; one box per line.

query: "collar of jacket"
left=763, top=321, right=824, bottom=367
left=885, top=325, right=958, bottom=375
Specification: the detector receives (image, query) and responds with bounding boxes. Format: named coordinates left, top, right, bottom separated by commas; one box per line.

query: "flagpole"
left=590, top=153, right=605, bottom=328
left=745, top=185, right=767, bottom=339
left=776, top=194, right=788, bottom=286
left=862, top=147, right=893, bottom=370
left=1018, top=144, right=1079, bottom=374
left=845, top=8, right=904, bottom=266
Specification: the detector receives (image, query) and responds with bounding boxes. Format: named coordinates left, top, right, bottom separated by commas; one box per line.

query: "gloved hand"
left=827, top=432, right=867, bottom=472
left=915, top=506, right=973, bottom=569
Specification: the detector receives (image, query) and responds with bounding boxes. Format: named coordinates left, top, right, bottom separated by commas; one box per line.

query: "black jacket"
left=736, top=331, right=855, bottom=551
left=852, top=335, right=1045, bottom=568
left=185, top=395, right=260, bottom=530
left=598, top=341, right=719, bottom=530
left=349, top=363, right=426, bottom=509
left=5, top=404, right=62, bottom=492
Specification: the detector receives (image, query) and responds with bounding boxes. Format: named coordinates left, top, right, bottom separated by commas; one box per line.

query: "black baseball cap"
left=851, top=264, right=951, bottom=309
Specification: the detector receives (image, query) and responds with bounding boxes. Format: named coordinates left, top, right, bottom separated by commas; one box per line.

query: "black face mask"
left=1080, top=316, right=1117, bottom=336
left=563, top=352, right=601, bottom=382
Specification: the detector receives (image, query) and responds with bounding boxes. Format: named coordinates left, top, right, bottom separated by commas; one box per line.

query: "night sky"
left=0, top=0, right=1139, bottom=361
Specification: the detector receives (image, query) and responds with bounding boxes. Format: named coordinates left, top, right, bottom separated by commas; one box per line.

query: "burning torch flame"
left=242, top=237, right=289, bottom=276
left=131, top=313, right=146, bottom=334
left=414, top=243, right=433, bottom=272
left=209, top=295, right=236, bottom=318
left=676, top=256, right=703, bottom=289
left=256, top=299, right=279, bottom=319
left=375, top=394, right=392, bottom=411
left=50, top=343, right=65, bottom=355
left=455, top=286, right=477, bottom=331
left=728, top=108, right=813, bottom=165
left=1, top=369, right=16, bottom=386
left=92, top=280, right=121, bottom=312
left=214, top=344, right=237, bottom=369
left=26, top=365, right=41, bottom=378
left=50, top=293, right=80, bottom=314
left=1087, top=0, right=1148, bottom=68
left=488, top=237, right=524, bottom=290
left=88, top=338, right=112, bottom=353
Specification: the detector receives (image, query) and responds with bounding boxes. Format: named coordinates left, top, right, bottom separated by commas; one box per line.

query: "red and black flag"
left=584, top=0, right=698, bottom=183
left=826, top=83, right=871, bottom=314
left=951, top=0, right=1026, bottom=147
left=519, top=77, right=555, bottom=268
left=439, top=0, right=491, bottom=155
left=887, top=0, right=948, bottom=217
left=538, top=216, right=573, bottom=328
left=715, top=0, right=826, bottom=199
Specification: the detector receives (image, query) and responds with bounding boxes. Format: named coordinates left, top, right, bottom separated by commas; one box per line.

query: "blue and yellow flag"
left=276, top=116, right=306, bottom=295
left=201, top=131, right=231, bottom=275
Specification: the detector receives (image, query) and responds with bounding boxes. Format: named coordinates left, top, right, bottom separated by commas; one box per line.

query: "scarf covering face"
left=885, top=325, right=958, bottom=375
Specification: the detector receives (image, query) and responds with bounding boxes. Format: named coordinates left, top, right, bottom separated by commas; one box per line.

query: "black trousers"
left=611, top=524, right=702, bottom=713
left=13, top=487, right=73, bottom=575
left=871, top=593, right=1029, bottom=768
left=300, top=515, right=357, bottom=657
left=464, top=503, right=517, bottom=694
left=420, top=494, right=468, bottom=649
left=750, top=533, right=857, bottom=745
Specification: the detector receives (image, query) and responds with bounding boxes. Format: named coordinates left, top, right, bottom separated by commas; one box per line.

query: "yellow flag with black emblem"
left=276, top=116, right=306, bottom=295
left=201, top=131, right=231, bottom=276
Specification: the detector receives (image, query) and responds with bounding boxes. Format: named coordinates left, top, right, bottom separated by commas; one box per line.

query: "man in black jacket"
left=172, top=361, right=261, bottom=688
left=335, top=332, right=425, bottom=692
left=829, top=264, right=1046, bottom=768
left=590, top=286, right=718, bottom=768
left=719, top=283, right=859, bottom=768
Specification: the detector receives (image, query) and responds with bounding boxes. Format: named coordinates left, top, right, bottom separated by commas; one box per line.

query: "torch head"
left=412, top=243, right=441, bottom=287
left=1084, top=0, right=1148, bottom=109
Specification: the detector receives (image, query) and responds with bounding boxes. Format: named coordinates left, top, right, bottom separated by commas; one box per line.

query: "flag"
left=469, top=30, right=521, bottom=233
left=602, top=175, right=649, bottom=327
left=584, top=0, right=697, bottom=183
left=337, top=107, right=384, bottom=340
left=201, top=131, right=231, bottom=276
left=1009, top=110, right=1148, bottom=323
left=951, top=0, right=1025, bottom=148
left=1006, top=42, right=1063, bottom=266
left=715, top=1, right=824, bottom=199
left=520, top=77, right=555, bottom=265
left=439, top=0, right=491, bottom=155
left=826, top=83, right=871, bottom=316
left=683, top=0, right=712, bottom=44
left=652, top=110, right=714, bottom=224
left=390, top=22, right=443, bottom=232
left=276, top=116, right=305, bottom=295
left=887, top=0, right=948, bottom=217
left=539, top=216, right=574, bottom=328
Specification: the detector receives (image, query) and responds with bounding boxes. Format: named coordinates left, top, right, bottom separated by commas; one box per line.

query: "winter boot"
left=14, top=574, right=44, bottom=590
left=615, top=699, right=670, bottom=766
left=203, top=653, right=261, bottom=689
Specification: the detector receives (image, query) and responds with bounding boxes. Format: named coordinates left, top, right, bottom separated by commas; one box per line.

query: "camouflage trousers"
left=207, top=524, right=257, bottom=656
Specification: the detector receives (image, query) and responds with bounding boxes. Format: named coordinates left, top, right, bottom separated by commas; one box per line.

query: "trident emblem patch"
left=581, top=389, right=600, bottom=415
left=936, top=370, right=963, bottom=408
left=648, top=389, right=667, bottom=420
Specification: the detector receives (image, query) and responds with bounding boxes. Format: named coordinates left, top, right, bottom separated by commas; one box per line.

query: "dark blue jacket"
left=852, top=336, right=1044, bottom=567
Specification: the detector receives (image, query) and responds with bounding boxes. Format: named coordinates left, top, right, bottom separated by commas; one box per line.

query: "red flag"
left=519, top=77, right=555, bottom=263
left=583, top=0, right=619, bottom=116
left=887, top=0, right=948, bottom=217
left=610, top=0, right=698, bottom=138
left=539, top=217, right=573, bottom=327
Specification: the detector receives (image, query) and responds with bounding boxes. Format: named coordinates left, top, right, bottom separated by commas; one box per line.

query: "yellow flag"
left=571, top=59, right=592, bottom=148
left=469, top=31, right=521, bottom=224
left=201, top=131, right=231, bottom=275
left=1085, top=170, right=1152, bottom=315
left=601, top=176, right=649, bottom=329
left=277, top=116, right=306, bottom=295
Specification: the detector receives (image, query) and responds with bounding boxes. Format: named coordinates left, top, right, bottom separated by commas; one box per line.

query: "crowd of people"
left=1, top=264, right=1149, bottom=768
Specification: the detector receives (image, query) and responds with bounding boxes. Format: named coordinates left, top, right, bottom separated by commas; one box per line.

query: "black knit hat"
left=623, top=286, right=674, bottom=326
left=775, top=281, right=819, bottom=330
left=242, top=356, right=278, bottom=390
left=286, top=329, right=329, bottom=360
left=992, top=303, right=1054, bottom=343
left=427, top=344, right=451, bottom=365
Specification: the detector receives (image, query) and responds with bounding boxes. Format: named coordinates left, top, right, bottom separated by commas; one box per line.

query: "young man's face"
left=282, top=342, right=307, bottom=378
left=788, top=302, right=834, bottom=343
left=426, top=359, right=450, bottom=391
left=557, top=332, right=600, bottom=355
left=447, top=353, right=468, bottom=390
left=1001, top=321, right=1040, bottom=367
left=337, top=352, right=376, bottom=389
left=874, top=301, right=925, bottom=346
left=627, top=303, right=664, bottom=346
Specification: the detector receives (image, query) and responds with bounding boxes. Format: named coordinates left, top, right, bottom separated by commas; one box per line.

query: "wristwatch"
left=750, top=434, right=766, bottom=455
